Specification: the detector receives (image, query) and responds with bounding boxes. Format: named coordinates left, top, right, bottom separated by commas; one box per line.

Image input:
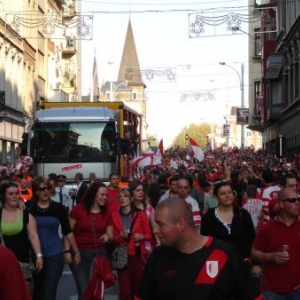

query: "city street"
left=57, top=264, right=118, bottom=300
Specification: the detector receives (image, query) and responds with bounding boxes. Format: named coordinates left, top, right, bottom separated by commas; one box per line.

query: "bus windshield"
left=32, top=121, right=116, bottom=161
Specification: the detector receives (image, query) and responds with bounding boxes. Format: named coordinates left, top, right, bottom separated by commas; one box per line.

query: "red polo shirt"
left=252, top=216, right=300, bottom=293
left=107, top=187, right=120, bottom=214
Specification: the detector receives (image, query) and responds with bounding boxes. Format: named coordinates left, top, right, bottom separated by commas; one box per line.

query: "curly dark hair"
left=82, top=181, right=108, bottom=214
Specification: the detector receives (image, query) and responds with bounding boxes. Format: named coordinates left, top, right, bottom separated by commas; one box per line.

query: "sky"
left=80, top=0, right=251, bottom=147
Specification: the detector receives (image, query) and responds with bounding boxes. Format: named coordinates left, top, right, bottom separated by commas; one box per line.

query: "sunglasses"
left=38, top=186, right=51, bottom=192
left=282, top=198, right=300, bottom=203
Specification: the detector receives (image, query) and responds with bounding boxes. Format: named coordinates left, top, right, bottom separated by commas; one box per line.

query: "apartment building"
left=0, top=0, right=79, bottom=164
left=248, top=0, right=300, bottom=158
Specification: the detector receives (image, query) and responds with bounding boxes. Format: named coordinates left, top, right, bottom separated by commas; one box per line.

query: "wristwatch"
left=36, top=253, right=43, bottom=258
left=63, top=249, right=72, bottom=254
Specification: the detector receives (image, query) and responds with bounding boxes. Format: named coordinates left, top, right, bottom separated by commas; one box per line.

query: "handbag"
left=83, top=255, right=116, bottom=300
left=110, top=245, right=128, bottom=270
left=84, top=214, right=116, bottom=300
left=110, top=213, right=138, bottom=270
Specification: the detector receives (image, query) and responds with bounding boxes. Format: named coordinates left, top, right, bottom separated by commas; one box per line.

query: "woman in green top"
left=0, top=180, right=43, bottom=294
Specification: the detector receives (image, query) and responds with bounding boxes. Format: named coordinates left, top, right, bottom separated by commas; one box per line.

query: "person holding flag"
left=189, top=137, right=204, bottom=162
left=156, top=139, right=164, bottom=158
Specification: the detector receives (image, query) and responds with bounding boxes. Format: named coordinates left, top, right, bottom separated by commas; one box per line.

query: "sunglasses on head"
left=282, top=198, right=300, bottom=203
left=1, top=181, right=17, bottom=188
left=3, top=180, right=17, bottom=185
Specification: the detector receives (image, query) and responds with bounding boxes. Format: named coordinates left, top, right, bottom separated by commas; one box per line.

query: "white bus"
left=31, top=106, right=118, bottom=183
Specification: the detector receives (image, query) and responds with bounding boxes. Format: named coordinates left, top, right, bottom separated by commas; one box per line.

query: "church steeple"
left=92, top=54, right=99, bottom=100
left=118, top=18, right=145, bottom=87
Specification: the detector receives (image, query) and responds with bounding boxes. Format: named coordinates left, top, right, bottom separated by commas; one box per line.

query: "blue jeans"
left=33, top=253, right=64, bottom=300
left=263, top=290, right=300, bottom=300
left=71, top=249, right=107, bottom=300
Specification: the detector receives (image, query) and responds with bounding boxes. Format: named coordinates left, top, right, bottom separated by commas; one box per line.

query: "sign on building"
left=236, top=108, right=249, bottom=125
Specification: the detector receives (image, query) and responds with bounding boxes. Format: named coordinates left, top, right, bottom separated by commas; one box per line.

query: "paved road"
left=57, top=264, right=118, bottom=300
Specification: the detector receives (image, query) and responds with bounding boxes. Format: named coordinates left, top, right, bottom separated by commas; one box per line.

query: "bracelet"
left=63, top=250, right=72, bottom=254
left=36, top=253, right=43, bottom=258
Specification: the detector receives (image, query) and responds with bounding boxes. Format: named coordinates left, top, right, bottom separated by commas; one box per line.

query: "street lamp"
left=219, top=62, right=245, bottom=148
left=110, top=80, right=129, bottom=102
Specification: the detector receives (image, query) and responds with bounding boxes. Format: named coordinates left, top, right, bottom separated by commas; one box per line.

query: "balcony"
left=53, top=0, right=64, bottom=7
left=62, top=3, right=77, bottom=19
left=264, top=53, right=284, bottom=80
left=267, top=103, right=282, bottom=121
left=62, top=38, right=77, bottom=56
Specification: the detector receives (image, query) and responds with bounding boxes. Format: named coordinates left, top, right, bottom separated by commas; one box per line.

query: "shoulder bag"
left=110, top=212, right=138, bottom=270
left=84, top=213, right=116, bottom=300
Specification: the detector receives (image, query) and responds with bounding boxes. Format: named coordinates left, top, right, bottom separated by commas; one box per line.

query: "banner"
left=236, top=108, right=249, bottom=125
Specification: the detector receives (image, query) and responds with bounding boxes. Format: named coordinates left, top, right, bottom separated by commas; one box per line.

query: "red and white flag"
left=189, top=137, right=204, bottom=162
left=156, top=139, right=164, bottom=157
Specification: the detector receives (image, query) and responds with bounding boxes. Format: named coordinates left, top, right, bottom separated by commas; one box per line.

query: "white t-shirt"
left=242, top=198, right=264, bottom=229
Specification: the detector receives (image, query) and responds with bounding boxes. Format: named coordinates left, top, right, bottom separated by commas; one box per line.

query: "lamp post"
left=219, top=62, right=245, bottom=148
left=210, top=123, right=214, bottom=150
left=110, top=80, right=129, bottom=102
left=223, top=116, right=229, bottom=147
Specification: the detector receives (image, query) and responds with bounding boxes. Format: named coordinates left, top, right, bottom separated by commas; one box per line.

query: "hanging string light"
left=180, top=91, right=215, bottom=102
left=5, top=13, right=93, bottom=40
left=189, top=6, right=277, bottom=38
left=124, top=66, right=176, bottom=82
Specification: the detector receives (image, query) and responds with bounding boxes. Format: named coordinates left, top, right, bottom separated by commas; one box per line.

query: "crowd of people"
left=0, top=146, right=300, bottom=300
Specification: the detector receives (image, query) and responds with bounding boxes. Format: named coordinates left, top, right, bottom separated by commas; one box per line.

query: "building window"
left=38, top=51, right=45, bottom=78
left=295, top=54, right=299, bottom=99
left=254, top=80, right=262, bottom=116
left=132, top=89, right=138, bottom=100
left=254, top=28, right=262, bottom=57
left=6, top=141, right=11, bottom=163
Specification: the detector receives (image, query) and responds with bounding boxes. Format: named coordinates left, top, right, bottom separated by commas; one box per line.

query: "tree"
left=171, top=123, right=213, bottom=149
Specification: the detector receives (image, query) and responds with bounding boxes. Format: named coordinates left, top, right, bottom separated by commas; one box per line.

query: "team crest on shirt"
left=206, top=261, right=218, bottom=278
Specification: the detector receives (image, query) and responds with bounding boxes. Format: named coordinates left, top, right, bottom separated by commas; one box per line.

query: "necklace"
left=37, top=200, right=52, bottom=213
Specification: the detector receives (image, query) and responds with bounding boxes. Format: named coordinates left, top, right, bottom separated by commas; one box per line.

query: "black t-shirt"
left=138, top=237, right=251, bottom=300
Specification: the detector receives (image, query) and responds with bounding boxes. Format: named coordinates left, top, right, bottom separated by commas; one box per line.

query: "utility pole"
left=241, top=63, right=245, bottom=148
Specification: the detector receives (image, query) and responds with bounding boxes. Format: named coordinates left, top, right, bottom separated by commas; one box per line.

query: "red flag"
left=189, top=137, right=204, bottom=162
left=156, top=139, right=164, bottom=157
